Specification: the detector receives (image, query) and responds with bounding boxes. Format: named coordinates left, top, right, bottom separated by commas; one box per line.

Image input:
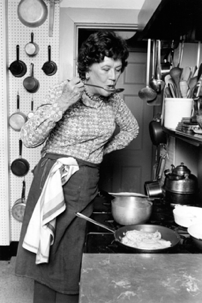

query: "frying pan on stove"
left=76, top=212, right=180, bottom=253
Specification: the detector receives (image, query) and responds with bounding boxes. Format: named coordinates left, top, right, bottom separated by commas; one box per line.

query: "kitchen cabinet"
left=79, top=253, right=202, bottom=303
left=134, top=0, right=202, bottom=42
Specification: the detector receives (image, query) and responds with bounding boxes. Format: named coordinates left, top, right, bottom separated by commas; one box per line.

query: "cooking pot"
left=76, top=212, right=180, bottom=253
left=109, top=192, right=152, bottom=225
left=149, top=120, right=167, bottom=146
left=164, top=162, right=197, bottom=205
left=164, top=163, right=197, bottom=194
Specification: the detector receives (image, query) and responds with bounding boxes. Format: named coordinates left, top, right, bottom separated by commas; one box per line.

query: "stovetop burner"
left=84, top=195, right=201, bottom=254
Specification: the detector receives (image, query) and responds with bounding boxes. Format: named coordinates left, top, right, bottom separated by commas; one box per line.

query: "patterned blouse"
left=21, top=81, right=139, bottom=164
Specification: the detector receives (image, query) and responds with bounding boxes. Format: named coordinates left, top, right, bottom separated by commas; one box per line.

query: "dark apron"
left=15, top=153, right=100, bottom=294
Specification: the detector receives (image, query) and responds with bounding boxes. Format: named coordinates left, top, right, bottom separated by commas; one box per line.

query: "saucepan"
left=76, top=212, right=180, bottom=253
left=42, top=45, right=57, bottom=76
left=108, top=192, right=152, bottom=225
left=11, top=140, right=30, bottom=177
left=12, top=180, right=26, bottom=222
left=9, top=45, right=27, bottom=77
left=23, top=63, right=40, bottom=93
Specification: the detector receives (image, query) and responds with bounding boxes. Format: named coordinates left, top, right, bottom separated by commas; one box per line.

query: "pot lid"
left=172, top=162, right=190, bottom=176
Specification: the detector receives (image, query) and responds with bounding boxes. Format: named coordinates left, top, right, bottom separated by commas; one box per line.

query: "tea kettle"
left=164, top=163, right=197, bottom=194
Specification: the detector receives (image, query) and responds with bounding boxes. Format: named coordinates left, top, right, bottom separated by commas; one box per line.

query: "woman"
left=15, top=30, right=139, bottom=303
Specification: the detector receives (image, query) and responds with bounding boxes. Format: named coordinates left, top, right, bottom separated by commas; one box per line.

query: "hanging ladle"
left=84, top=83, right=124, bottom=93
left=138, top=39, right=157, bottom=102
left=155, top=40, right=165, bottom=93
left=149, top=40, right=159, bottom=92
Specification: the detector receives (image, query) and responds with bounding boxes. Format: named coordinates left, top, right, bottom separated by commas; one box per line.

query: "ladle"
left=149, top=40, right=159, bottom=92
left=156, top=40, right=165, bottom=93
left=138, top=39, right=157, bottom=102
left=84, top=83, right=124, bottom=93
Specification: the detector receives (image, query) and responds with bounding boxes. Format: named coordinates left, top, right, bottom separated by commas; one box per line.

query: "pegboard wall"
left=7, top=0, right=60, bottom=241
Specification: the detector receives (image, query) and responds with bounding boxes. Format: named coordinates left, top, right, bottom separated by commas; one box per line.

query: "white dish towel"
left=22, top=157, right=79, bottom=264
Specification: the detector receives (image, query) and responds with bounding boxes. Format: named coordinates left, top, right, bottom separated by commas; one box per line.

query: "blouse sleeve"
left=20, top=83, right=64, bottom=148
left=103, top=94, right=139, bottom=155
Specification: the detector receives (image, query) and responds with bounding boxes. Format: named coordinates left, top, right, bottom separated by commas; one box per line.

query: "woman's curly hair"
left=77, top=31, right=129, bottom=80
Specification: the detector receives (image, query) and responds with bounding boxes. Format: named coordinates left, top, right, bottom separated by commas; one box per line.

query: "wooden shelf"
left=163, top=127, right=202, bottom=147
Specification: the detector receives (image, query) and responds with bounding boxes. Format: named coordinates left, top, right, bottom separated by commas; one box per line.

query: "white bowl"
left=173, top=205, right=202, bottom=228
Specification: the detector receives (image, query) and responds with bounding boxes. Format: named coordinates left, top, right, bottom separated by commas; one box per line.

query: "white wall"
left=60, top=0, right=145, bottom=9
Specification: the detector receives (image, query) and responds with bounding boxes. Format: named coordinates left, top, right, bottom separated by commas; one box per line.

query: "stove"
left=84, top=192, right=201, bottom=254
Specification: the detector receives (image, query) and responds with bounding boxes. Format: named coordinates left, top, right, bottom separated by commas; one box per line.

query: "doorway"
left=77, top=28, right=154, bottom=194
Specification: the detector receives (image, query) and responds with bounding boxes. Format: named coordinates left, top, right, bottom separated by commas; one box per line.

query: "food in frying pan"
left=121, top=229, right=171, bottom=249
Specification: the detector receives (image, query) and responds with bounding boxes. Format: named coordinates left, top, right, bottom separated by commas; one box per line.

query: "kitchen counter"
left=79, top=253, right=202, bottom=303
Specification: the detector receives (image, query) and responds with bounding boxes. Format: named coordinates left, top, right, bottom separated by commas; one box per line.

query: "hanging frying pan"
left=76, top=212, right=180, bottom=253
left=23, top=63, right=40, bottom=93
left=9, top=45, right=27, bottom=77
left=42, top=45, right=57, bottom=76
left=12, top=180, right=26, bottom=222
left=11, top=139, right=30, bottom=177
left=25, top=32, right=39, bottom=57
left=17, top=0, right=48, bottom=28
left=9, top=93, right=27, bottom=131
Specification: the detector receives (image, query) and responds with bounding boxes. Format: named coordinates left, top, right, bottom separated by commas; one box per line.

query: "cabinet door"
left=99, top=51, right=154, bottom=194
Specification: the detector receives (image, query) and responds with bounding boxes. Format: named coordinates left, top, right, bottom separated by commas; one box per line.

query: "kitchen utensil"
left=24, top=32, right=39, bottom=57
left=169, top=38, right=184, bottom=97
left=164, top=98, right=193, bottom=130
left=76, top=212, right=180, bottom=252
left=9, top=93, right=27, bottom=131
left=180, top=80, right=189, bottom=98
left=23, top=63, right=40, bottom=93
left=144, top=180, right=163, bottom=198
left=170, top=67, right=182, bottom=97
left=85, top=83, right=124, bottom=93
left=188, top=222, right=202, bottom=251
left=42, top=45, right=57, bottom=76
left=11, top=140, right=30, bottom=177
left=27, top=96, right=34, bottom=119
left=164, top=162, right=197, bottom=194
left=49, top=0, right=55, bottom=37
left=155, top=40, right=165, bottom=93
left=180, top=66, right=191, bottom=82
left=173, top=205, right=202, bottom=228
left=17, top=0, right=48, bottom=27
left=138, top=39, right=157, bottom=102
left=149, top=40, right=159, bottom=92
left=109, top=193, right=153, bottom=225
left=149, top=120, right=167, bottom=146
left=8, top=45, right=27, bottom=77
left=12, top=180, right=26, bottom=222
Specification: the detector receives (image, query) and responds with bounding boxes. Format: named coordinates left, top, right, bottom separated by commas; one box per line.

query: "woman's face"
left=86, top=56, right=122, bottom=97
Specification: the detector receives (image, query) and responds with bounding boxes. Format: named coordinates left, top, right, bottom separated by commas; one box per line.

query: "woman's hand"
left=57, top=77, right=85, bottom=111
